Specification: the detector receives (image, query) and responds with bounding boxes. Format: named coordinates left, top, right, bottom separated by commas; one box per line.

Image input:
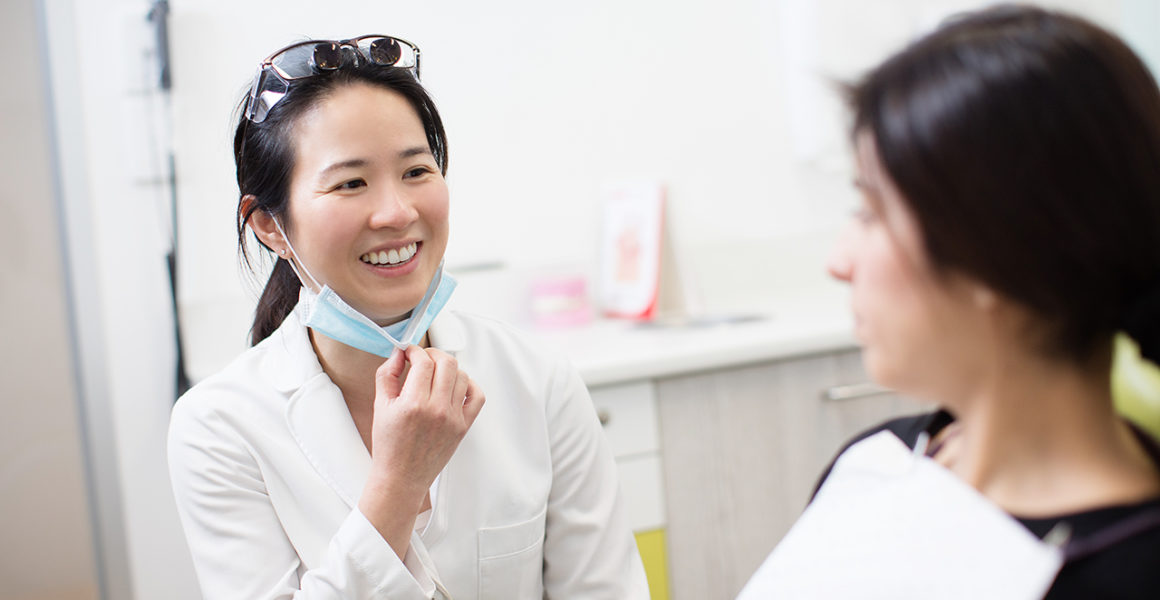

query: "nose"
left=826, top=223, right=855, bottom=283
left=367, top=184, right=419, bottom=230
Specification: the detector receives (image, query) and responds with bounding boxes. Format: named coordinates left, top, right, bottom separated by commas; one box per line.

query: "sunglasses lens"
left=264, top=37, right=419, bottom=89
left=247, top=73, right=289, bottom=123
left=368, top=38, right=403, bottom=65
left=312, top=42, right=344, bottom=70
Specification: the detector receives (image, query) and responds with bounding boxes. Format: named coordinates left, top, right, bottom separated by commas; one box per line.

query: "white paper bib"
left=737, top=431, right=1065, bottom=599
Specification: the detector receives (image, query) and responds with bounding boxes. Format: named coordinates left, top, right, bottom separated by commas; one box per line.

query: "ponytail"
left=250, top=259, right=302, bottom=345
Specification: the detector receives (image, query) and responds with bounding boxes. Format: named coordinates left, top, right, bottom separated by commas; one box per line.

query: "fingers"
left=397, top=345, right=435, bottom=401
left=377, top=346, right=483, bottom=429
left=382, top=346, right=458, bottom=404
left=375, top=346, right=408, bottom=400
left=450, top=370, right=470, bottom=413
left=462, top=378, right=485, bottom=428
left=426, top=349, right=460, bottom=409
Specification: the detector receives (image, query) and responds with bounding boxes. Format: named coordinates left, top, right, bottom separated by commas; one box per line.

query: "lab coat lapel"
left=285, top=373, right=372, bottom=509
left=263, top=308, right=371, bottom=509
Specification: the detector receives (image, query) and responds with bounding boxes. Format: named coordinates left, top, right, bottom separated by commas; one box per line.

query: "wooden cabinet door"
left=655, top=349, right=924, bottom=600
left=815, top=349, right=927, bottom=471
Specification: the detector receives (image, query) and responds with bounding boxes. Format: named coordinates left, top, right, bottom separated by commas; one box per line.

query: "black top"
left=813, top=411, right=1160, bottom=600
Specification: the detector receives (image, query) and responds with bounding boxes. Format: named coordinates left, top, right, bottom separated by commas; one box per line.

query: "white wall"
left=1123, top=0, right=1160, bottom=75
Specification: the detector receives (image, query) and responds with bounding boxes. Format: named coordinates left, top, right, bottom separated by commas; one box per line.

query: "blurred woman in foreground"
left=741, top=5, right=1160, bottom=598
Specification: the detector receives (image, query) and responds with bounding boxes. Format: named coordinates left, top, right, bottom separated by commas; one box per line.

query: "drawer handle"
left=822, top=382, right=892, bottom=402
left=597, top=409, right=611, bottom=427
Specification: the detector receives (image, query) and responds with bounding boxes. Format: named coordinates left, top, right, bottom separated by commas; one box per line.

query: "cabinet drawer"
left=618, top=454, right=667, bottom=532
left=589, top=381, right=660, bottom=458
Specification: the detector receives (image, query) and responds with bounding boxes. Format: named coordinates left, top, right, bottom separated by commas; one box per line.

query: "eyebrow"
left=318, top=159, right=368, bottom=179
left=316, top=147, right=433, bottom=179
left=398, top=146, right=432, bottom=159
left=852, top=176, right=886, bottom=210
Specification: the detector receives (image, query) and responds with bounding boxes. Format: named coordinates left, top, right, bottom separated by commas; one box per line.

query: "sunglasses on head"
left=244, top=34, right=421, bottom=123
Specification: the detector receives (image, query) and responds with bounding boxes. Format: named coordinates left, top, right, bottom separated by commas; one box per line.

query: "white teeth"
left=361, top=242, right=418, bottom=265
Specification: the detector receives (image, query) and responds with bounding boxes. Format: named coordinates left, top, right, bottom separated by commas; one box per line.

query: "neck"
left=310, top=329, right=429, bottom=412
left=938, top=346, right=1160, bottom=516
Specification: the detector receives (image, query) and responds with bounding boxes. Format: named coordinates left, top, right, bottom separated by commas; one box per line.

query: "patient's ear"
left=970, top=282, right=998, bottom=311
left=243, top=195, right=286, bottom=254
left=949, top=271, right=998, bottom=313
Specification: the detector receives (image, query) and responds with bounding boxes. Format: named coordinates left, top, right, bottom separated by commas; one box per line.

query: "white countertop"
left=524, top=287, right=858, bottom=388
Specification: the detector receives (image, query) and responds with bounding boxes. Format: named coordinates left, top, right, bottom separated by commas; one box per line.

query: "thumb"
left=462, top=378, right=486, bottom=429
left=375, top=346, right=407, bottom=400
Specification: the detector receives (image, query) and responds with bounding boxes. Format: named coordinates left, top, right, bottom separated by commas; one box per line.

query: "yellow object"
left=1112, top=333, right=1160, bottom=441
left=634, top=528, right=670, bottom=600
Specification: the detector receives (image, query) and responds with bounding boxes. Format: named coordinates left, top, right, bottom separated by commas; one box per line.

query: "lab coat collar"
left=260, top=303, right=325, bottom=394
left=426, top=309, right=467, bottom=355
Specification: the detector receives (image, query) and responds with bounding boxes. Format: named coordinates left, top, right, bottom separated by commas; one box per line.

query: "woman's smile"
left=360, top=241, right=422, bottom=277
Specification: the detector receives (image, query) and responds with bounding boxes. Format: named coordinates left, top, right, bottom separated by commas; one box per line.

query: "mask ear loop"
left=398, top=261, right=446, bottom=341
left=273, top=217, right=322, bottom=293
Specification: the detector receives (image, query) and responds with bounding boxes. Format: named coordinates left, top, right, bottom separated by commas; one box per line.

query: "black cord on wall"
left=148, top=0, right=190, bottom=398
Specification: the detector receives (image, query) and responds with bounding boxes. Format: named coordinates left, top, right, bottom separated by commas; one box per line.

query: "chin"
left=357, top=296, right=422, bottom=326
left=366, top=280, right=430, bottom=315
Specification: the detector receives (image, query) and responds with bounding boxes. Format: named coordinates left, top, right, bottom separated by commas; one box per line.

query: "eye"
left=334, top=178, right=366, bottom=191
left=403, top=166, right=434, bottom=179
left=853, top=206, right=878, bottom=225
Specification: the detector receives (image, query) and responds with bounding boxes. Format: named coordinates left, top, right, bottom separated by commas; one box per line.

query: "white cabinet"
left=590, top=381, right=668, bottom=533
left=589, top=381, right=671, bottom=599
left=591, top=381, right=661, bottom=460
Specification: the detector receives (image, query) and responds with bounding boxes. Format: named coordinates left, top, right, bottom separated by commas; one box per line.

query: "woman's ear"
left=969, top=280, right=998, bottom=311
left=243, top=195, right=287, bottom=254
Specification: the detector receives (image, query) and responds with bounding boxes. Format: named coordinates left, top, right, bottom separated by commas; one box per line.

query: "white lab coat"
left=168, top=305, right=648, bottom=599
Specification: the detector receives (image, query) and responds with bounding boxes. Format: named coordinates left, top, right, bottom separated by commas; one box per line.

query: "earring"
left=278, top=249, right=286, bottom=256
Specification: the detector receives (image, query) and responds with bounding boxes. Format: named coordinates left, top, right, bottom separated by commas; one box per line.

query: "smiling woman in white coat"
left=167, top=35, right=648, bottom=600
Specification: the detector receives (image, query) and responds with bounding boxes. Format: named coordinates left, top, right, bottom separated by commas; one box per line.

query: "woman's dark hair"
left=234, top=63, right=448, bottom=345
left=847, top=5, right=1160, bottom=365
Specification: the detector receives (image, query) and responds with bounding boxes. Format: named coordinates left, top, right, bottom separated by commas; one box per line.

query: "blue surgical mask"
left=274, top=219, right=456, bottom=356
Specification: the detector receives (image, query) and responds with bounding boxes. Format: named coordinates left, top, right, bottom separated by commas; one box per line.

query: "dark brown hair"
left=234, top=63, right=448, bottom=345
left=847, top=5, right=1160, bottom=364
